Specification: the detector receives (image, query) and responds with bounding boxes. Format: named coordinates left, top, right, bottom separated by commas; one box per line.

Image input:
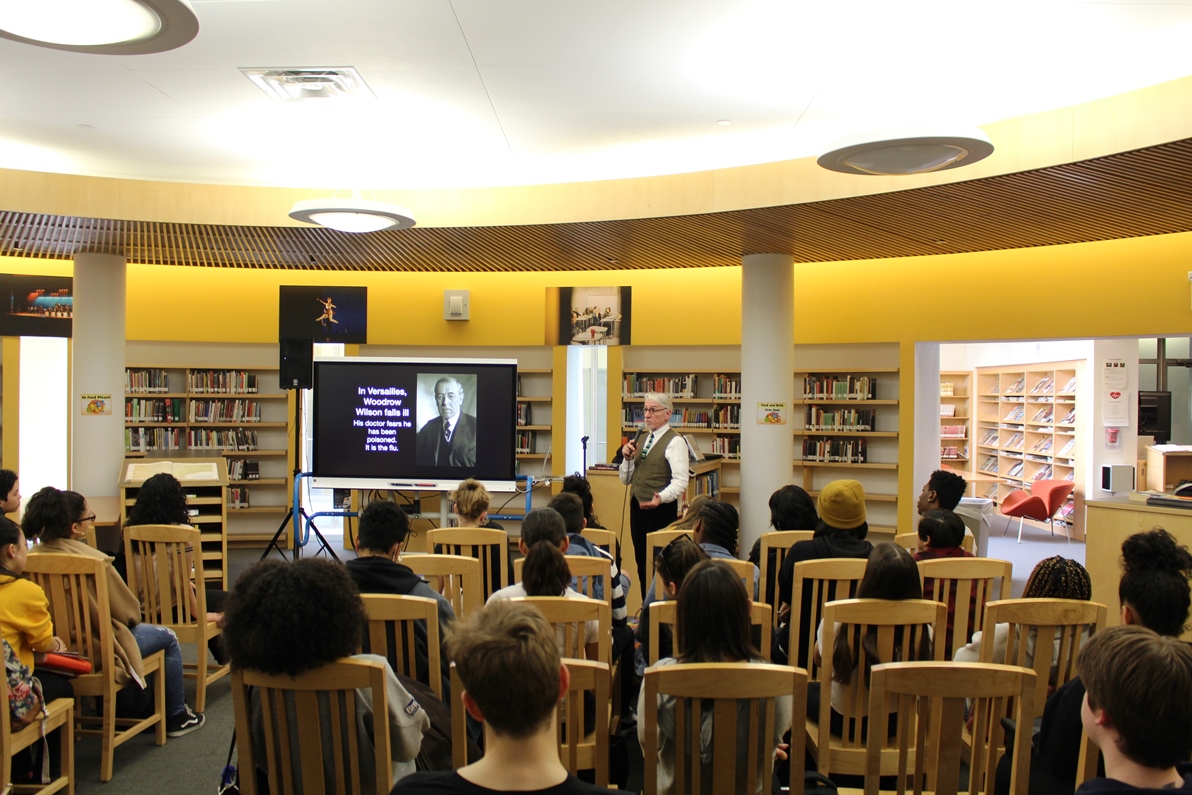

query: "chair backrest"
left=896, top=531, right=976, bottom=555
left=513, top=554, right=613, bottom=608
left=24, top=552, right=114, bottom=687
left=426, top=527, right=509, bottom=601
left=980, top=598, right=1106, bottom=724
left=1034, top=480, right=1076, bottom=515
left=917, top=557, right=1013, bottom=660
left=231, top=657, right=393, bottom=795
left=717, top=557, right=756, bottom=597
left=816, top=598, right=946, bottom=769
left=359, top=593, right=444, bottom=700
left=863, top=662, right=1037, bottom=795
left=403, top=553, right=483, bottom=620
left=645, top=529, right=693, bottom=599
left=124, top=523, right=207, bottom=627
left=648, top=600, right=773, bottom=665
left=758, top=530, right=815, bottom=623
left=509, top=596, right=611, bottom=664
left=579, top=527, right=618, bottom=562
left=790, top=557, right=868, bottom=675
left=641, top=662, right=807, bottom=795
left=557, top=658, right=611, bottom=786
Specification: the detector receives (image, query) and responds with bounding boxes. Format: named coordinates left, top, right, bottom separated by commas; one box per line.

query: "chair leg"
left=194, top=638, right=208, bottom=714
left=1017, top=516, right=1025, bottom=544
left=64, top=701, right=75, bottom=795
left=99, top=688, right=115, bottom=783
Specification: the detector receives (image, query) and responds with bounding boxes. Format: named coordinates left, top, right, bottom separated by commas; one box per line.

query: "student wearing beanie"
left=773, top=479, right=874, bottom=666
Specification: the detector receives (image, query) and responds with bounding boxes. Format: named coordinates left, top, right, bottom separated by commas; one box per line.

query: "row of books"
left=940, top=445, right=968, bottom=460
left=187, top=370, right=259, bottom=394
left=623, top=373, right=697, bottom=398
left=940, top=382, right=956, bottom=397
left=126, top=368, right=173, bottom=394
left=1033, top=465, right=1053, bottom=480
left=711, top=374, right=741, bottom=398
left=228, top=487, right=251, bottom=509
left=516, top=430, right=535, bottom=454
left=1030, top=407, right=1054, bottom=423
left=227, top=459, right=261, bottom=480
left=691, top=470, right=719, bottom=498
left=126, top=397, right=185, bottom=423
left=805, top=407, right=875, bottom=432
left=800, top=438, right=868, bottom=464
left=1004, top=407, right=1026, bottom=421
left=940, top=403, right=957, bottom=417
left=710, top=436, right=741, bottom=458
left=126, top=427, right=182, bottom=452
left=996, top=375, right=1077, bottom=395
left=189, top=399, right=264, bottom=423
left=801, top=375, right=877, bottom=400
left=187, top=429, right=259, bottom=450
left=940, top=424, right=967, bottom=439
left=516, top=402, right=532, bottom=426
left=621, top=406, right=740, bottom=428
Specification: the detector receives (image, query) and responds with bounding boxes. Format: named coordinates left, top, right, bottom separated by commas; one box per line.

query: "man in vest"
left=618, top=392, right=689, bottom=598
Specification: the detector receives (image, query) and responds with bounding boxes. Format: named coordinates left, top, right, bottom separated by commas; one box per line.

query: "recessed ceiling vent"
left=240, top=67, right=373, bottom=102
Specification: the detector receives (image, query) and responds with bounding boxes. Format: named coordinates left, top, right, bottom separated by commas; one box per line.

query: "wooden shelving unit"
left=940, top=370, right=974, bottom=494
left=516, top=368, right=553, bottom=476
left=124, top=364, right=291, bottom=547
left=795, top=368, right=900, bottom=535
left=975, top=362, right=1081, bottom=536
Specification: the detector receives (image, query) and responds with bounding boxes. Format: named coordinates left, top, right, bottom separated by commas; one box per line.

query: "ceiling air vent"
left=240, top=67, right=373, bottom=102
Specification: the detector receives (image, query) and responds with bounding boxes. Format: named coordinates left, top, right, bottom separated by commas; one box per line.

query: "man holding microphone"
left=619, top=392, right=689, bottom=598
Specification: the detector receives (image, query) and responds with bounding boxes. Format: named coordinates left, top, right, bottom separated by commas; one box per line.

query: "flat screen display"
left=311, top=357, right=518, bottom=491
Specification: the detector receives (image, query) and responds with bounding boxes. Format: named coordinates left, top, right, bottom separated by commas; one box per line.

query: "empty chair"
left=999, top=480, right=1075, bottom=544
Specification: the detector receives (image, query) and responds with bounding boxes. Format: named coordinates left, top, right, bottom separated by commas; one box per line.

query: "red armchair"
left=999, top=479, right=1075, bottom=544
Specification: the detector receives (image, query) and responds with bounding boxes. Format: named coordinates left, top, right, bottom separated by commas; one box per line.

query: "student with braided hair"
left=954, top=555, right=1092, bottom=668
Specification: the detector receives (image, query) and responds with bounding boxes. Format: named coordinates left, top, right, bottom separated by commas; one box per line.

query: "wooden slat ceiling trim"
left=2, top=138, right=1192, bottom=272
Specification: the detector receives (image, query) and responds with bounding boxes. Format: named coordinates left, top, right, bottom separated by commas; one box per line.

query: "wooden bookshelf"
left=975, top=362, right=1082, bottom=536
left=940, top=371, right=974, bottom=493
left=516, top=368, right=553, bottom=476
left=124, top=364, right=291, bottom=547
left=795, top=367, right=900, bottom=536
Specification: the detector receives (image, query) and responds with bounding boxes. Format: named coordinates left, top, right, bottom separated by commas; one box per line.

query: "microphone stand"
left=581, top=435, right=590, bottom=472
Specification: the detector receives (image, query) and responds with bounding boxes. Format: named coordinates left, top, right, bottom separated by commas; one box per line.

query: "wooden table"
left=1085, top=497, right=1192, bottom=640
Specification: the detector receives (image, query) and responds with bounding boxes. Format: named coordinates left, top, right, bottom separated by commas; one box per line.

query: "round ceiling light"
left=0, top=0, right=198, bottom=55
left=289, top=198, right=417, bottom=234
left=818, top=130, right=994, bottom=176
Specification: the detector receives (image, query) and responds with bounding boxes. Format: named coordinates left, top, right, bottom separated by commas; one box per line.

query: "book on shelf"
left=681, top=434, right=705, bottom=461
left=227, top=458, right=261, bottom=481
left=939, top=403, right=956, bottom=417
left=1058, top=438, right=1076, bottom=456
left=940, top=382, right=955, bottom=397
left=125, top=460, right=221, bottom=482
left=804, top=406, right=875, bottom=431
left=1032, top=465, right=1053, bottom=480
left=980, top=430, right=999, bottom=445
left=1030, top=376, right=1054, bottom=394
left=980, top=456, right=999, bottom=473
left=940, top=445, right=961, bottom=459
left=1007, top=462, right=1025, bottom=477
left=940, top=424, right=967, bottom=438
left=712, top=374, right=741, bottom=398
left=802, top=375, right=877, bottom=400
left=1060, top=376, right=1078, bottom=393
left=1006, top=378, right=1025, bottom=394
left=516, top=402, right=531, bottom=426
left=1004, top=407, right=1025, bottom=421
left=624, top=373, right=697, bottom=398
left=1029, top=407, right=1054, bottom=423
left=125, top=368, right=171, bottom=394
left=228, top=487, right=250, bottom=509
left=1060, top=409, right=1076, bottom=424
left=711, top=436, right=740, bottom=458
left=801, top=437, right=868, bottom=464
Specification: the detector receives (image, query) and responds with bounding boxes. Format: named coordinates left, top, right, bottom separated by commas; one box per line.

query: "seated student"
left=0, top=469, right=20, bottom=516
left=1004, top=529, right=1192, bottom=795
left=393, top=600, right=619, bottom=795
left=1075, top=625, right=1192, bottom=794
left=954, top=556, right=1091, bottom=668
left=561, top=474, right=605, bottom=530
left=639, top=559, right=791, bottom=795
left=447, top=479, right=514, bottom=589
left=488, top=507, right=601, bottom=663
left=635, top=537, right=708, bottom=676
left=774, top=480, right=873, bottom=667
left=23, top=487, right=205, bottom=737
left=915, top=469, right=968, bottom=515
left=346, top=498, right=455, bottom=699
left=746, top=484, right=818, bottom=573
left=914, top=509, right=976, bottom=654
left=662, top=495, right=708, bottom=533
left=222, top=558, right=429, bottom=792
left=547, top=493, right=628, bottom=618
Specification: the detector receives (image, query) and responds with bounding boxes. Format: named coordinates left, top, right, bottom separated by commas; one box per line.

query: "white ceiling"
left=1, top=0, right=1191, bottom=191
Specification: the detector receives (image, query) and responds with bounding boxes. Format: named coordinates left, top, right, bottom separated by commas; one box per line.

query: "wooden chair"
left=641, top=662, right=808, bottom=795
left=788, top=557, right=868, bottom=672
left=645, top=529, right=693, bottom=599
left=916, top=557, right=1013, bottom=660
left=717, top=557, right=758, bottom=599
left=648, top=600, right=773, bottom=665
left=979, top=598, right=1106, bottom=726
left=360, top=593, right=444, bottom=700
left=1, top=666, right=74, bottom=795
left=509, top=596, right=611, bottom=664
left=230, top=657, right=398, bottom=795
left=806, top=598, right=946, bottom=779
left=513, top=554, right=613, bottom=608
left=757, top=530, right=814, bottom=624
left=426, top=527, right=509, bottom=602
left=24, top=553, right=166, bottom=783
left=403, top=553, right=483, bottom=620
left=999, top=480, right=1075, bottom=544
left=862, top=662, right=1037, bottom=795
left=123, top=523, right=228, bottom=713
left=579, top=527, right=618, bottom=563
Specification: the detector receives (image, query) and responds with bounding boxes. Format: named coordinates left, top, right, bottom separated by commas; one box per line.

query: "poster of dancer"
left=279, top=285, right=368, bottom=343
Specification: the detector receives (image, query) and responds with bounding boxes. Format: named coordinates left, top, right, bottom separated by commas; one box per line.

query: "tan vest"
left=632, top=427, right=677, bottom=502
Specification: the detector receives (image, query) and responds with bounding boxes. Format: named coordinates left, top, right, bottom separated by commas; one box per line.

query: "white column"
left=71, top=253, right=127, bottom=496
left=913, top=342, right=941, bottom=497
left=740, top=253, right=795, bottom=555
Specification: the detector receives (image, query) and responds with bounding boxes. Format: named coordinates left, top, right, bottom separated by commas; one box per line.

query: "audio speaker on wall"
left=279, top=337, right=313, bottom=390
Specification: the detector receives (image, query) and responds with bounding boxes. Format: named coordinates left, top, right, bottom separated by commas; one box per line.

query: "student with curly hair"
left=1009, top=529, right=1192, bottom=795
left=640, top=559, right=792, bottom=795
left=222, top=558, right=429, bottom=791
left=23, top=486, right=205, bottom=737
left=393, top=600, right=618, bottom=794
left=561, top=474, right=604, bottom=530
left=0, top=469, right=20, bottom=516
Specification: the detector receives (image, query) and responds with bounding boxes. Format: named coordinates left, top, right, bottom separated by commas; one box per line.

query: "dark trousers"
left=630, top=495, right=679, bottom=600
